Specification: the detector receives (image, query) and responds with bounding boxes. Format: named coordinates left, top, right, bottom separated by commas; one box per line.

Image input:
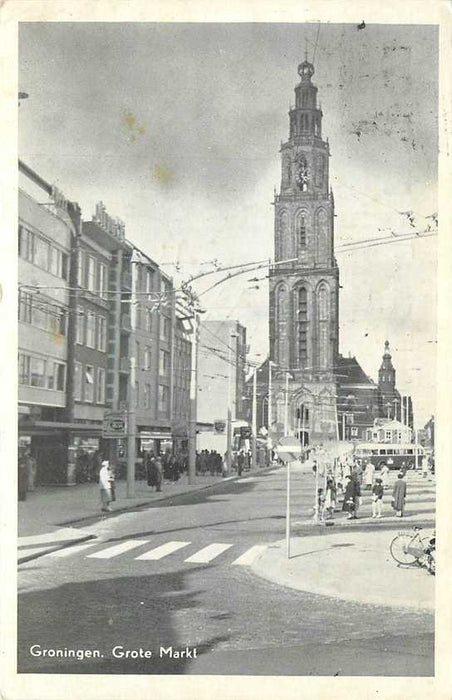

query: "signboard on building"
left=103, top=412, right=127, bottom=438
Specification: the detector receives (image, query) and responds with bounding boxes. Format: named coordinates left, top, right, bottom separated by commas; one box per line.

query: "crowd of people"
left=313, top=454, right=434, bottom=522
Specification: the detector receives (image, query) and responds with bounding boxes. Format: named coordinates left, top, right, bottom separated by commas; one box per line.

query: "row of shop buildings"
left=18, top=160, right=192, bottom=485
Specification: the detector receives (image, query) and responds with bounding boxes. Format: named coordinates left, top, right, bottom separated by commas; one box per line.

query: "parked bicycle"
left=389, top=526, right=435, bottom=575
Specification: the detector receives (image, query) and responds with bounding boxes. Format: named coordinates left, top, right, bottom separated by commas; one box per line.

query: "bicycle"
left=389, top=526, right=435, bottom=575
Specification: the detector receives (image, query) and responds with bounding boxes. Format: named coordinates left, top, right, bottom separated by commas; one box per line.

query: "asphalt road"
left=18, top=467, right=434, bottom=676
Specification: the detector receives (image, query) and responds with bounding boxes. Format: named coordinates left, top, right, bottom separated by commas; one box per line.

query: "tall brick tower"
left=269, top=57, right=339, bottom=445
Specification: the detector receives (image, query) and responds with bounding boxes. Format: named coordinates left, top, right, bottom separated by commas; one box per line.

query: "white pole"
left=286, top=459, right=291, bottom=558
left=414, top=428, right=419, bottom=470
left=268, top=360, right=272, bottom=431
left=188, top=310, right=198, bottom=485
left=313, top=456, right=319, bottom=522
left=252, top=368, right=257, bottom=469
left=342, top=413, right=346, bottom=441
left=284, top=372, right=290, bottom=437
left=227, top=334, right=233, bottom=473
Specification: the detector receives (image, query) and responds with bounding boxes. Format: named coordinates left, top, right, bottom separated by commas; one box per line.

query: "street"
left=18, top=466, right=434, bottom=676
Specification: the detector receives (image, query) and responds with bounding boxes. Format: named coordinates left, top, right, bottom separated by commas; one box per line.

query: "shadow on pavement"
left=18, top=566, right=232, bottom=675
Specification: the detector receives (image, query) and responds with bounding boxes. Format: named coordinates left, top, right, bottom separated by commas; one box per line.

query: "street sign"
left=277, top=438, right=302, bottom=463
left=103, top=412, right=127, bottom=438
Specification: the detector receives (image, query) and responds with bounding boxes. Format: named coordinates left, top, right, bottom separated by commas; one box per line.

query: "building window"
left=385, top=430, right=392, bottom=442
left=34, top=236, right=51, bottom=271
left=96, top=368, right=105, bottom=404
left=276, top=284, right=289, bottom=368
left=18, top=353, right=30, bottom=384
left=87, top=256, right=96, bottom=292
left=158, top=384, right=169, bottom=413
left=144, top=347, right=152, bottom=370
left=86, top=311, right=96, bottom=348
left=146, top=269, right=154, bottom=294
left=77, top=251, right=84, bottom=286
left=76, top=307, right=85, bottom=344
left=18, top=225, right=34, bottom=262
left=30, top=356, right=46, bottom=388
left=97, top=316, right=107, bottom=352
left=350, top=426, right=358, bottom=437
left=144, top=383, right=151, bottom=409
left=297, top=214, right=307, bottom=249
left=159, top=349, right=169, bottom=376
left=135, top=381, right=139, bottom=409
left=298, top=287, right=308, bottom=367
left=74, top=362, right=82, bottom=401
left=47, top=362, right=66, bottom=391
left=98, top=262, right=107, bottom=299
left=84, top=365, right=94, bottom=402
left=160, top=316, right=170, bottom=341
left=18, top=291, right=33, bottom=323
left=146, top=309, right=152, bottom=333
left=50, top=247, right=68, bottom=279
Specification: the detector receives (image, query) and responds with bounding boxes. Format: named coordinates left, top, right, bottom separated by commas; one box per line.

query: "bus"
left=354, top=442, right=425, bottom=470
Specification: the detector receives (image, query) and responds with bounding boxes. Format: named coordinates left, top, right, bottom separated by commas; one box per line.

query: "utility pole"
left=252, top=367, right=257, bottom=469
left=227, top=331, right=238, bottom=473
left=284, top=371, right=290, bottom=437
left=188, top=309, right=198, bottom=485
left=126, top=253, right=138, bottom=497
left=268, top=359, right=273, bottom=433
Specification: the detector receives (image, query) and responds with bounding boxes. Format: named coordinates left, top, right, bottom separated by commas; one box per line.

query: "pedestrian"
left=26, top=450, right=37, bottom=492
left=363, top=460, right=375, bottom=490
left=352, top=460, right=363, bottom=486
left=99, top=460, right=112, bottom=512
left=380, top=463, right=390, bottom=489
left=392, top=472, right=407, bottom=517
left=237, top=450, right=245, bottom=477
left=108, top=462, right=117, bottom=502
left=324, top=477, right=336, bottom=519
left=18, top=448, right=28, bottom=502
left=342, top=474, right=360, bottom=520
left=421, top=455, right=429, bottom=479
left=154, top=454, right=163, bottom=491
left=317, top=488, right=326, bottom=521
left=372, top=477, right=384, bottom=518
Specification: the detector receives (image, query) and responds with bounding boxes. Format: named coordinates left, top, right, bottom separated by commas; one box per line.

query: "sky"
left=18, top=22, right=438, bottom=426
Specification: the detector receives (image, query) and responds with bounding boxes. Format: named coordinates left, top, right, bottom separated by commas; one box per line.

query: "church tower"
left=269, top=58, right=339, bottom=444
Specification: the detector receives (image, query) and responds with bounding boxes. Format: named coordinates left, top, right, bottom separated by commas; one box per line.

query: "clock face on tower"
left=295, top=158, right=309, bottom=191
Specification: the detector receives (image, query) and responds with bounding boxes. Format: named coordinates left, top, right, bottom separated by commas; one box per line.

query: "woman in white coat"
left=363, top=460, right=375, bottom=490
left=380, top=463, right=390, bottom=489
left=99, top=460, right=112, bottom=512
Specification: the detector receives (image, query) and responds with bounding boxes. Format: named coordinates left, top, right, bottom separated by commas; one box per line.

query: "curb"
left=18, top=534, right=97, bottom=565
left=52, top=465, right=279, bottom=528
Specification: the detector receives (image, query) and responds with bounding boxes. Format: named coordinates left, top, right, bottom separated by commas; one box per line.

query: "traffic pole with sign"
left=277, top=438, right=302, bottom=559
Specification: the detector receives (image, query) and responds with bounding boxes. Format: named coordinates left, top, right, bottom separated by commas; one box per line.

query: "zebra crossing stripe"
left=184, top=543, right=232, bottom=563
left=86, top=540, right=149, bottom=559
left=47, top=542, right=97, bottom=558
left=231, top=545, right=267, bottom=566
left=135, top=541, right=191, bottom=561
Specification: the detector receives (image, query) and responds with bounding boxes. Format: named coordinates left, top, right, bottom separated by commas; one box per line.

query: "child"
left=317, top=488, right=326, bottom=521
left=324, top=477, right=336, bottom=519
left=372, top=477, right=384, bottom=518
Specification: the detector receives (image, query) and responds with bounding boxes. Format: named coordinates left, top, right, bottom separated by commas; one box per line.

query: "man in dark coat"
left=342, top=474, right=360, bottom=519
left=392, top=472, right=407, bottom=517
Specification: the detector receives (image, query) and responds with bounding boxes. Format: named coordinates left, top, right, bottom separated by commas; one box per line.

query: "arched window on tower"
left=276, top=285, right=289, bottom=368
left=317, top=284, right=329, bottom=370
left=315, top=155, right=325, bottom=187
left=280, top=211, right=289, bottom=259
left=297, top=287, right=308, bottom=368
left=315, top=209, right=329, bottom=262
left=296, top=212, right=307, bottom=252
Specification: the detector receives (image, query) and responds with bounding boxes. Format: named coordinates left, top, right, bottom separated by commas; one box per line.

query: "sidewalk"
left=18, top=466, right=274, bottom=562
left=251, top=527, right=435, bottom=611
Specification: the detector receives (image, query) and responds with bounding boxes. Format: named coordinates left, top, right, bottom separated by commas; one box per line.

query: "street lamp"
left=226, top=331, right=239, bottom=474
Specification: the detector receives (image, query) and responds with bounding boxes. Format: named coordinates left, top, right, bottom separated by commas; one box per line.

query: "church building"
left=247, top=58, right=412, bottom=446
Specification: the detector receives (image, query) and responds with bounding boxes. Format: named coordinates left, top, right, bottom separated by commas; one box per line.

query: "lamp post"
left=187, top=309, right=199, bottom=485
left=252, top=367, right=257, bottom=469
left=227, top=331, right=239, bottom=473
